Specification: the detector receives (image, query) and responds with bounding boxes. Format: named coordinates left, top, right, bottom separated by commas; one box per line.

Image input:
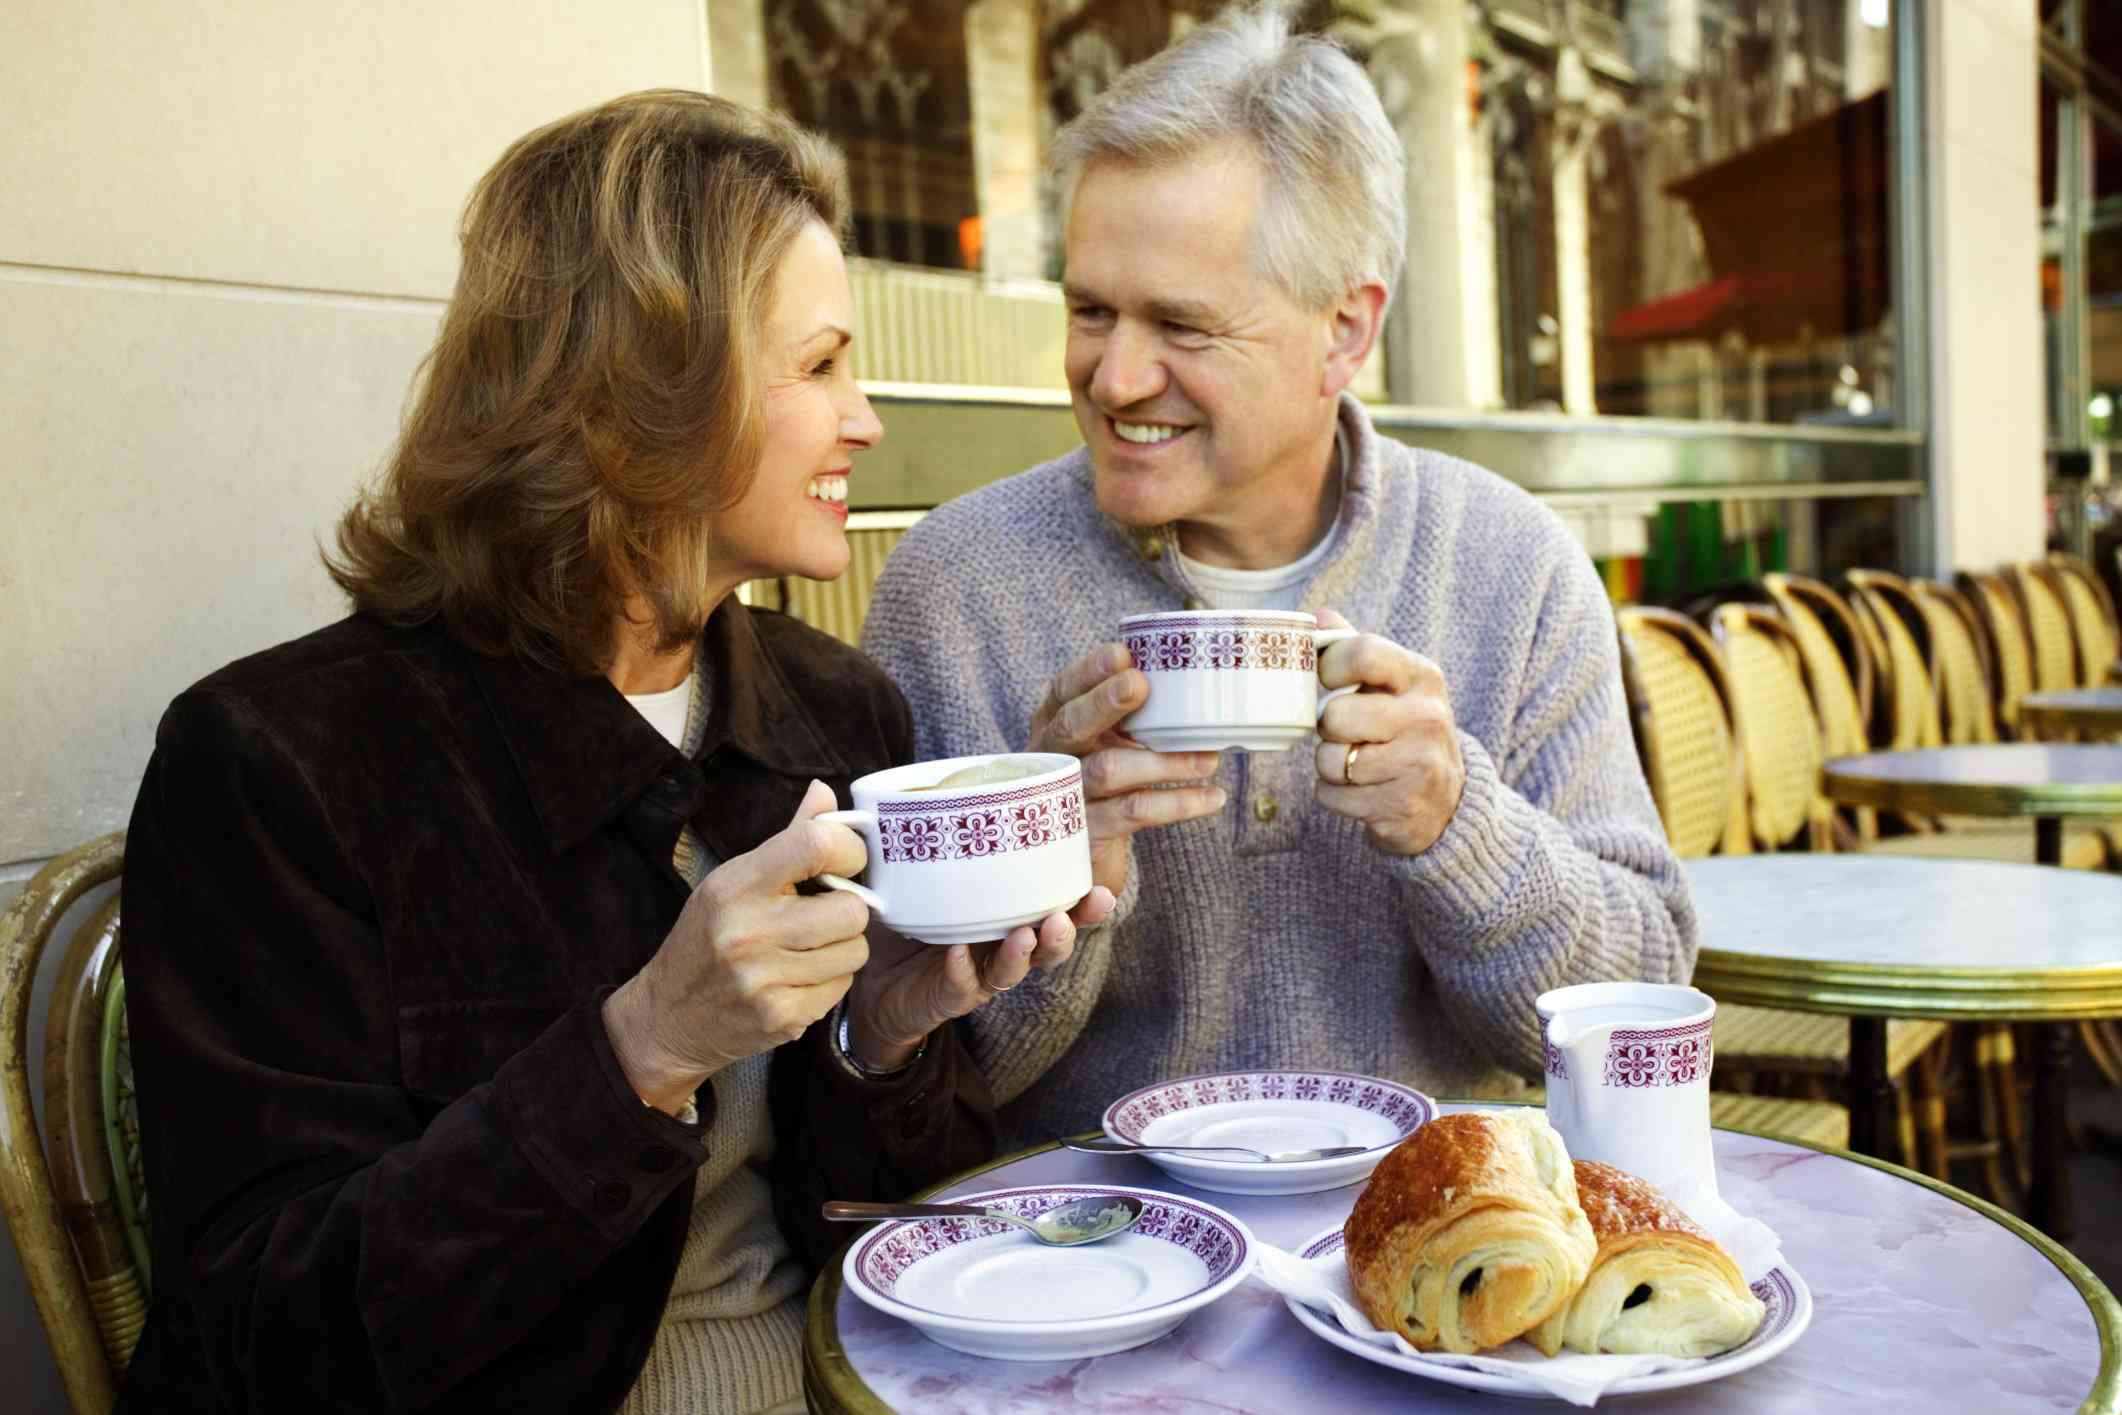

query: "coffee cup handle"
left=1313, top=626, right=1360, bottom=721
left=814, top=809, right=888, bottom=915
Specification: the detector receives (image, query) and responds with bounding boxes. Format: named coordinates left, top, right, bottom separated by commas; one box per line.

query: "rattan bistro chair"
left=1761, top=574, right=1878, bottom=841
left=1960, top=569, right=2039, bottom=738
left=1708, top=604, right=1836, bottom=853
left=2046, top=551, right=2121, bottom=686
left=1910, top=581, right=1998, bottom=746
left=1615, top=608, right=1750, bottom=858
left=1, top=833, right=144, bottom=1415
left=2010, top=562, right=2080, bottom=697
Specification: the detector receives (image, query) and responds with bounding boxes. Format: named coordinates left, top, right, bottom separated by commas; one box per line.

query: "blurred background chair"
left=1762, top=573, right=1877, bottom=842
left=2040, top=553, right=2119, bottom=688
left=1, top=832, right=141, bottom=1415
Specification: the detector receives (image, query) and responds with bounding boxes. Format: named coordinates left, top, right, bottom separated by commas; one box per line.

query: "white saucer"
left=1101, top=1071, right=1434, bottom=1195
left=841, top=1184, right=1255, bottom=1361
left=1127, top=723, right=1307, bottom=753
left=1281, top=1225, right=1813, bottom=1399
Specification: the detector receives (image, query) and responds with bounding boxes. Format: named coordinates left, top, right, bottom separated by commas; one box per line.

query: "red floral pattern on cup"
left=1600, top=1020, right=1713, bottom=1088
left=875, top=770, right=1084, bottom=864
left=1542, top=1038, right=1568, bottom=1080
left=852, top=1186, right=1247, bottom=1308
left=1123, top=617, right=1318, bottom=674
left=1105, top=1070, right=1434, bottom=1144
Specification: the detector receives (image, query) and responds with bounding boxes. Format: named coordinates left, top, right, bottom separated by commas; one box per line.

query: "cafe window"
left=1033, top=0, right=1898, bottom=424
left=767, top=0, right=979, bottom=269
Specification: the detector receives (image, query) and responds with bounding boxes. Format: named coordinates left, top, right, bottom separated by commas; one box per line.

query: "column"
left=706, top=0, right=769, bottom=112
left=1338, top=0, right=1490, bottom=408
left=966, top=0, right=1044, bottom=279
left=1924, top=0, right=2044, bottom=571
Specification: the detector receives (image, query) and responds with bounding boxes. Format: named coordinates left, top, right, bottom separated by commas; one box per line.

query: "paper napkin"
left=1251, top=1241, right=1700, bottom=1407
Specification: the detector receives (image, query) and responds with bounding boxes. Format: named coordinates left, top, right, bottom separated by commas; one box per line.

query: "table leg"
left=2030, top=1023, right=2077, bottom=1240
left=2036, top=816, right=2062, bottom=868
left=1846, top=1016, right=1895, bottom=1160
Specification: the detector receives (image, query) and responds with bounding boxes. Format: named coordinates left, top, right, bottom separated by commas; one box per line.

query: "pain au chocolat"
left=1343, top=1111, right=1596, bottom=1354
left=1526, top=1160, right=1765, bottom=1358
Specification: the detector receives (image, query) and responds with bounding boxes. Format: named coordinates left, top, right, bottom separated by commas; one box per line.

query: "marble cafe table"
left=803, top=1103, right=2119, bottom=1413
left=1811, top=747, right=2122, bottom=1241
left=2021, top=688, right=2122, bottom=741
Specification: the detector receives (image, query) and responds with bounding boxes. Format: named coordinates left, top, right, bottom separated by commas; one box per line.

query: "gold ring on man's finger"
left=1342, top=743, right=1363, bottom=785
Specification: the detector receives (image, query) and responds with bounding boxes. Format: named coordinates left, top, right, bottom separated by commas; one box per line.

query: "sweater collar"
left=468, top=599, right=847, bottom=853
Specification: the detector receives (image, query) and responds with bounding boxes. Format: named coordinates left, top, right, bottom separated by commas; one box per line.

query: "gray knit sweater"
left=862, top=395, right=1696, bottom=1147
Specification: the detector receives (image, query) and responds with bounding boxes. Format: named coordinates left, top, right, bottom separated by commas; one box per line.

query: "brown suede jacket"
left=117, top=603, right=994, bottom=1412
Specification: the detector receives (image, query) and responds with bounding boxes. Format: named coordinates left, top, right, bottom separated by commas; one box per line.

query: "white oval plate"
left=841, top=1184, right=1255, bottom=1361
left=1281, top=1225, right=1812, bottom=1398
left=1101, top=1071, right=1435, bottom=1195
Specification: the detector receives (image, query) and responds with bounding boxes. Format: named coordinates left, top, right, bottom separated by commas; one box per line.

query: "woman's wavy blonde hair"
left=328, top=89, right=848, bottom=674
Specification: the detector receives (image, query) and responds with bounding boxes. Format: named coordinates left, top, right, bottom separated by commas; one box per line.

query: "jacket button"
left=637, top=1146, right=678, bottom=1174
left=1140, top=534, right=1165, bottom=561
left=1182, top=596, right=1205, bottom=611
left=1253, top=792, right=1278, bottom=824
left=593, top=1179, right=631, bottom=1214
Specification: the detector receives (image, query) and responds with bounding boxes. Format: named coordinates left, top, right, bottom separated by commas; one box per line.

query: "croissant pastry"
left=1527, top=1160, right=1766, bottom=1358
left=1343, top=1110, right=1596, bottom=1353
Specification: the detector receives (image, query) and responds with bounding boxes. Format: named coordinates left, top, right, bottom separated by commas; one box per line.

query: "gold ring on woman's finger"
left=981, top=959, right=1018, bottom=994
left=1342, top=743, right=1363, bottom=785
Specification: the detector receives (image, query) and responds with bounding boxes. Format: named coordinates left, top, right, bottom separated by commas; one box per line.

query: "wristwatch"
left=833, top=1001, right=926, bottom=1081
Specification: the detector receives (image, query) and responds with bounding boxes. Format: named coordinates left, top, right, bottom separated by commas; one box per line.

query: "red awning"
left=1606, top=90, right=1890, bottom=345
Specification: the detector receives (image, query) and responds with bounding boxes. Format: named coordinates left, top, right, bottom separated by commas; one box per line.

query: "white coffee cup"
left=1119, top=609, right=1359, bottom=752
left=1536, top=982, right=1719, bottom=1210
left=816, top=752, right=1092, bottom=946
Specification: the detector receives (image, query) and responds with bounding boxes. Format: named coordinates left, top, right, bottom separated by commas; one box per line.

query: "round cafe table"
left=804, top=1105, right=2120, bottom=1414
left=1814, top=745, right=2122, bottom=1240
left=2021, top=688, right=2122, bottom=741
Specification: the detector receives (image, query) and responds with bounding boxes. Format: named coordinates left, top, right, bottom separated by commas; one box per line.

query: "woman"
left=117, top=91, right=1109, bottom=1414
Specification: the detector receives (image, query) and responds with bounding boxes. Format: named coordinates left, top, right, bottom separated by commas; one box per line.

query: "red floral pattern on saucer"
left=1106, top=1070, right=1433, bottom=1143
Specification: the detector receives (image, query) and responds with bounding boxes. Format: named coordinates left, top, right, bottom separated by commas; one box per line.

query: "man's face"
left=1062, top=143, right=1341, bottom=561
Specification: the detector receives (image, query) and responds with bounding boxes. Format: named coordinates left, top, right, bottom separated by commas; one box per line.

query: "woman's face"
left=710, top=220, right=883, bottom=587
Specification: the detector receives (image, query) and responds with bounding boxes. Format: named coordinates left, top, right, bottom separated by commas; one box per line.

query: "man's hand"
left=603, top=781, right=873, bottom=1111
left=1310, top=608, right=1466, bottom=856
left=845, top=885, right=1118, bottom=1069
left=1028, top=643, right=1226, bottom=898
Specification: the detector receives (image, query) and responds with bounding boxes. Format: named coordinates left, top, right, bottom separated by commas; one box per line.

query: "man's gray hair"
left=1050, top=2, right=1407, bottom=312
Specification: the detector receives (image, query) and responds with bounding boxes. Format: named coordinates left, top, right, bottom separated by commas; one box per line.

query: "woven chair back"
left=2045, top=553, right=2120, bottom=687
left=1847, top=572, right=1943, bottom=750
left=1616, top=607, right=1749, bottom=858
left=0, top=833, right=134, bottom=1414
left=1959, top=571, right=2034, bottom=734
left=1761, top=574, right=1870, bottom=758
left=1911, top=581, right=1997, bottom=745
left=1710, top=604, right=1830, bottom=850
left=2013, top=565, right=2078, bottom=692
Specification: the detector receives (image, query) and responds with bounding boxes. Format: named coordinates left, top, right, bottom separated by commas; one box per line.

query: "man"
left=863, top=3, right=1695, bottom=1146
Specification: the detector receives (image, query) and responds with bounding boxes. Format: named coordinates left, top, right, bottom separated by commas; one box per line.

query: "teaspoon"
left=821, top=1194, right=1146, bottom=1247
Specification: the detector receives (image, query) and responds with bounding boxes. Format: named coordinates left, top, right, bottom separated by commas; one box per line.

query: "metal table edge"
left=799, top=1115, right=2122, bottom=1415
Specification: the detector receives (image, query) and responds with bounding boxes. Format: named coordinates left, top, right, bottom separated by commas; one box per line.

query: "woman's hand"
left=844, top=886, right=1117, bottom=1070
left=603, top=781, right=872, bottom=1112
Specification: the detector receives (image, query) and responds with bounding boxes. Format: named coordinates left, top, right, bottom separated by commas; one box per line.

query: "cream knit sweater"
left=621, top=668, right=806, bottom=1415
left=863, top=394, right=1698, bottom=1148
